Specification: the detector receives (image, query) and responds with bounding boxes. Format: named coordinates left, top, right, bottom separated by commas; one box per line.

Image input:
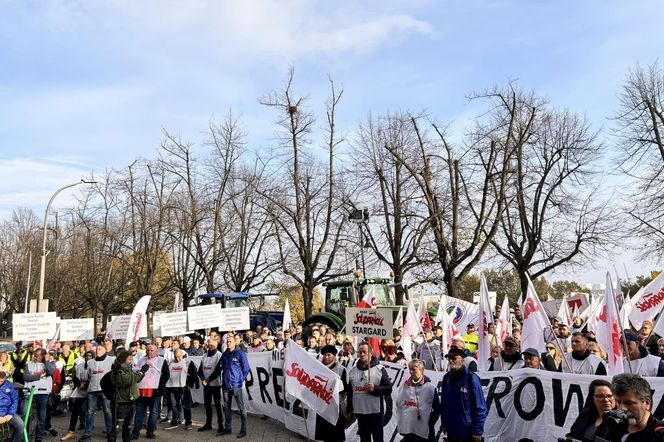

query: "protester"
left=561, top=332, right=607, bottom=375
left=638, top=320, right=661, bottom=356
left=0, top=352, right=13, bottom=380
left=396, top=359, right=439, bottom=442
left=44, top=349, right=63, bottom=437
left=449, top=338, right=478, bottom=372
left=219, top=334, right=251, bottom=438
left=542, top=340, right=563, bottom=371
left=60, top=350, right=93, bottom=441
left=113, top=350, right=148, bottom=442
left=602, top=373, right=664, bottom=440
left=131, top=344, right=169, bottom=440
left=566, top=379, right=615, bottom=442
left=0, top=368, right=23, bottom=442
left=58, top=344, right=77, bottom=377
left=623, top=332, right=664, bottom=376
left=522, top=348, right=544, bottom=369
left=588, top=341, right=608, bottom=362
left=415, top=328, right=441, bottom=371
left=314, top=345, right=349, bottom=442
left=9, top=342, right=30, bottom=386
left=347, top=341, right=393, bottom=442
left=197, top=338, right=225, bottom=434
left=80, top=344, right=114, bottom=441
left=440, top=348, right=488, bottom=442
left=488, top=337, right=523, bottom=371
left=462, top=323, right=479, bottom=354
left=22, top=347, right=54, bottom=442
left=381, top=340, right=407, bottom=367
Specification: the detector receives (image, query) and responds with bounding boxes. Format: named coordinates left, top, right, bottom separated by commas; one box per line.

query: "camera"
left=602, top=409, right=629, bottom=431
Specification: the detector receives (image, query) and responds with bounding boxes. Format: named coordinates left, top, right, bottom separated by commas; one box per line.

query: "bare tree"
left=351, top=112, right=432, bottom=304
left=614, top=62, right=664, bottom=259
left=259, top=69, right=351, bottom=317
left=483, top=86, right=613, bottom=296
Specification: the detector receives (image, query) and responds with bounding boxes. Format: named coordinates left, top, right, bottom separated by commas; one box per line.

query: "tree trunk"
left=302, top=284, right=315, bottom=318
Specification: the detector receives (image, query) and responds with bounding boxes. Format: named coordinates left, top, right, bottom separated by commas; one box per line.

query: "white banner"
left=231, top=354, right=664, bottom=442
left=12, top=312, right=57, bottom=341
left=106, top=314, right=148, bottom=341
left=126, top=295, right=151, bottom=345
left=158, top=311, right=189, bottom=336
left=59, top=318, right=94, bottom=341
left=219, top=307, right=250, bottom=331
left=187, top=304, right=222, bottom=330
left=345, top=307, right=394, bottom=339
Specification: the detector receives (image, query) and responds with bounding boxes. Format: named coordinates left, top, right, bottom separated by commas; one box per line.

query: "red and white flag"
left=418, top=295, right=431, bottom=331
left=284, top=338, right=343, bottom=424
left=477, top=274, right=493, bottom=370
left=435, top=300, right=459, bottom=352
left=394, top=306, right=403, bottom=329
left=496, top=296, right=511, bottom=345
left=126, top=295, right=151, bottom=345
left=400, top=299, right=420, bottom=361
left=557, top=295, right=572, bottom=326
left=520, top=277, right=549, bottom=352
left=597, top=273, right=624, bottom=376
left=358, top=285, right=378, bottom=308
left=628, top=271, right=664, bottom=330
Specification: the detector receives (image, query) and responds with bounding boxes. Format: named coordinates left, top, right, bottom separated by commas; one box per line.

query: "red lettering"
left=285, top=363, right=334, bottom=404
left=354, top=313, right=384, bottom=326
left=635, top=289, right=664, bottom=313
left=402, top=400, right=418, bottom=407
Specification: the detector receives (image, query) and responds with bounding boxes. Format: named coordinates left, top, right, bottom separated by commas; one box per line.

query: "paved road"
left=49, top=404, right=305, bottom=442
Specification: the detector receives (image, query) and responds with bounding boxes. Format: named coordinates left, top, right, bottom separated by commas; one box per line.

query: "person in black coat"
left=567, top=379, right=615, bottom=442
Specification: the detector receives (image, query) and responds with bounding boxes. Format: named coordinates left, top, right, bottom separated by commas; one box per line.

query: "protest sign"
left=106, top=314, right=148, bottom=340
left=158, top=311, right=189, bottom=336
left=219, top=306, right=250, bottom=331
left=59, top=318, right=94, bottom=341
left=12, top=312, right=57, bottom=341
left=188, top=304, right=222, bottom=330
left=345, top=307, right=393, bottom=338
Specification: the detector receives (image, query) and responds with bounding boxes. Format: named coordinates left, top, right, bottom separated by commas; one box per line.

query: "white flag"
left=394, top=306, right=403, bottom=329
left=173, top=292, right=181, bottom=313
left=520, top=277, right=549, bottom=352
left=126, top=295, right=151, bottom=345
left=628, top=272, right=664, bottom=330
left=557, top=296, right=572, bottom=326
left=496, top=296, right=512, bottom=345
left=436, top=294, right=479, bottom=331
left=597, top=273, right=624, bottom=376
left=283, top=338, right=342, bottom=424
left=283, top=299, right=292, bottom=332
left=477, top=274, right=493, bottom=370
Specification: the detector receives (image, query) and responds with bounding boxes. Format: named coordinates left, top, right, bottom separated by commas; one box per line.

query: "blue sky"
left=1, top=0, right=662, bottom=283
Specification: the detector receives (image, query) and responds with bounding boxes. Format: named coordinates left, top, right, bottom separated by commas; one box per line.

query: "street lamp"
left=349, top=208, right=369, bottom=279
left=36, top=179, right=96, bottom=312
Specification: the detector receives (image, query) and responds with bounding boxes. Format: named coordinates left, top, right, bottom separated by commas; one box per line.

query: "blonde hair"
left=547, top=340, right=563, bottom=366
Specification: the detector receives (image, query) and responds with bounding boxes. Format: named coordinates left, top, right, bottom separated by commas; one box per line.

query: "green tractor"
left=302, top=277, right=399, bottom=331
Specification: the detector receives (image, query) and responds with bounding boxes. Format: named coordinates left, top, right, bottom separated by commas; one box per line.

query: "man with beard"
left=562, top=332, right=607, bottom=375
left=488, top=337, right=523, bottom=371
left=440, top=348, right=488, bottom=442
left=595, top=373, right=664, bottom=441
left=347, top=342, right=392, bottom=442
left=314, top=345, right=349, bottom=442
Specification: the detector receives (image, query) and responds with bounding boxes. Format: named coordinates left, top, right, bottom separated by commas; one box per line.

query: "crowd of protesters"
left=1, top=303, right=664, bottom=442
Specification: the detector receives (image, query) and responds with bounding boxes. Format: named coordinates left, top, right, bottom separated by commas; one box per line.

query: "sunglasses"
left=546, top=346, right=555, bottom=350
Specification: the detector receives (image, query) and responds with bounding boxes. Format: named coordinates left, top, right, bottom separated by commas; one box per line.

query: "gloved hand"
left=141, top=364, right=150, bottom=373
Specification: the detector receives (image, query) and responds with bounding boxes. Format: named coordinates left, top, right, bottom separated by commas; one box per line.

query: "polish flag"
left=358, top=284, right=378, bottom=308
left=597, top=273, right=624, bottom=376
left=477, top=274, right=493, bottom=371
left=520, top=277, right=549, bottom=352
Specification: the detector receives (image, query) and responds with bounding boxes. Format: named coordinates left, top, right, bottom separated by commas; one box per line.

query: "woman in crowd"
left=381, top=340, right=407, bottom=367
left=542, top=340, right=563, bottom=371
left=0, top=351, right=13, bottom=380
left=396, top=359, right=439, bottom=442
left=566, top=379, right=615, bottom=442
left=60, top=351, right=94, bottom=441
left=588, top=341, right=608, bottom=362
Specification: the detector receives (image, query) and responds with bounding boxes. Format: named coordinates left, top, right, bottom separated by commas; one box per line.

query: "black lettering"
left=244, top=370, right=254, bottom=401
left=257, top=366, right=272, bottom=404
left=486, top=376, right=511, bottom=418
left=272, top=367, right=289, bottom=408
left=513, top=376, right=544, bottom=421
left=552, top=378, right=584, bottom=426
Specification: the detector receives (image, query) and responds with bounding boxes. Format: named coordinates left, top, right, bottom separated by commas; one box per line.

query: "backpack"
left=100, top=371, right=115, bottom=401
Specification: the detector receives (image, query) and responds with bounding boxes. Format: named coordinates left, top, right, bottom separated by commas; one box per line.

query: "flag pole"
left=414, top=309, right=439, bottom=372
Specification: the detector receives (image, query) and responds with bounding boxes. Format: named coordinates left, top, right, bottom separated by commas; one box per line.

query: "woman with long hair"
left=566, top=379, right=615, bottom=442
left=542, top=340, right=563, bottom=371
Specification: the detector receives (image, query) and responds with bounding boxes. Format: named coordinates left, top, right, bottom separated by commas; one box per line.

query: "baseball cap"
left=503, top=337, right=518, bottom=346
left=445, top=348, right=465, bottom=359
left=522, top=348, right=540, bottom=357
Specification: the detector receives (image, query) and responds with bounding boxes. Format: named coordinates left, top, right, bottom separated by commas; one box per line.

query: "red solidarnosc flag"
left=628, top=271, right=664, bottom=330
left=418, top=295, right=431, bottom=331
left=357, top=285, right=381, bottom=357
left=597, top=273, right=624, bottom=376
left=520, top=277, right=549, bottom=352
left=477, top=274, right=493, bottom=370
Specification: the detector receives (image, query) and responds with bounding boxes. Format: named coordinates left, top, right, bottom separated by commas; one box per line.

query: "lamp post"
left=37, top=179, right=96, bottom=312
left=349, top=208, right=370, bottom=279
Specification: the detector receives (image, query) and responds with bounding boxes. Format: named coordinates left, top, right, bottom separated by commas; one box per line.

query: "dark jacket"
left=567, top=407, right=600, bottom=442
left=347, top=356, right=392, bottom=415
left=440, top=366, right=488, bottom=440
left=0, top=380, right=18, bottom=416
left=220, top=348, right=250, bottom=389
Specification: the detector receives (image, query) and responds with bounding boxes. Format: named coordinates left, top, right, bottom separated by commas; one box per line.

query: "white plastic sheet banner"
left=12, top=312, right=57, bottom=341
left=158, top=311, right=189, bottom=336
left=106, top=314, right=148, bottom=340
left=59, top=318, right=94, bottom=341
left=188, top=304, right=222, bottom=330
left=345, top=307, right=394, bottom=338
left=219, top=307, right=250, bottom=331
left=230, top=354, right=664, bottom=442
